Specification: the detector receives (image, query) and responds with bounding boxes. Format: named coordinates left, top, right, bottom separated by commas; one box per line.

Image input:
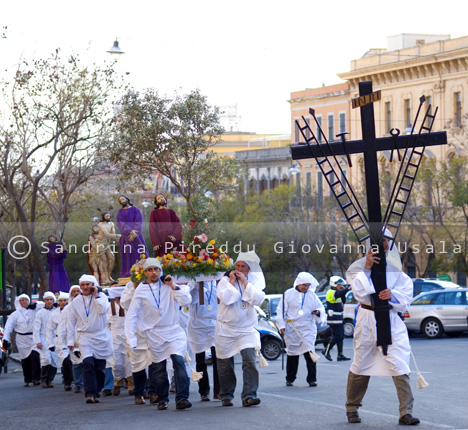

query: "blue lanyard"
left=149, top=280, right=162, bottom=308
left=235, top=276, right=248, bottom=297
left=301, top=292, right=306, bottom=310
left=82, top=295, right=93, bottom=319
left=205, top=281, right=214, bottom=305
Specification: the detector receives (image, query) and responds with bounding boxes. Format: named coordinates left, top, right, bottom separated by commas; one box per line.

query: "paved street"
left=1, top=336, right=467, bottom=430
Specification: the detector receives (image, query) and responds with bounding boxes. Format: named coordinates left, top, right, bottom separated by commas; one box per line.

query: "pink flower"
left=200, top=233, right=208, bottom=243
left=200, top=249, right=209, bottom=259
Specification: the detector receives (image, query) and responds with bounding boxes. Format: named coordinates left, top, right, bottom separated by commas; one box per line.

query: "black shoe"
left=176, top=399, right=192, bottom=410
left=201, top=395, right=210, bottom=401
left=64, top=385, right=72, bottom=391
left=242, top=397, right=261, bottom=407
left=347, top=412, right=361, bottom=423
left=74, top=385, right=82, bottom=393
left=322, top=350, right=332, bottom=361
left=157, top=401, right=168, bottom=410
left=308, top=381, right=317, bottom=387
left=286, top=381, right=293, bottom=386
left=222, top=399, right=233, bottom=407
left=33, top=380, right=41, bottom=386
left=24, top=382, right=31, bottom=387
left=337, top=354, right=351, bottom=361
left=102, top=389, right=112, bottom=397
left=399, top=414, right=420, bottom=425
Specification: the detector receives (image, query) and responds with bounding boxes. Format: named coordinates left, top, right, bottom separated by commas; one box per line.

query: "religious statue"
left=116, top=195, right=148, bottom=278
left=149, top=194, right=184, bottom=257
left=46, top=234, right=70, bottom=293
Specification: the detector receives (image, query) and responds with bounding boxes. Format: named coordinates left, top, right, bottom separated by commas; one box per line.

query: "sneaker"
left=242, top=398, right=261, bottom=407
left=134, top=396, right=145, bottom=405
left=112, top=386, right=121, bottom=396
left=102, top=389, right=112, bottom=397
left=85, top=397, right=95, bottom=404
left=308, top=381, right=317, bottom=387
left=94, top=397, right=100, bottom=403
left=74, top=386, right=82, bottom=394
left=286, top=381, right=293, bottom=386
left=149, top=395, right=159, bottom=404
left=222, top=399, right=233, bottom=407
left=157, top=401, right=168, bottom=410
left=24, top=383, right=31, bottom=387
left=398, top=414, right=420, bottom=425
left=201, top=395, right=210, bottom=402
left=337, top=354, right=351, bottom=361
left=347, top=412, right=361, bottom=423
left=322, top=350, right=332, bottom=361
left=176, top=399, right=192, bottom=410
left=33, top=380, right=41, bottom=386
left=64, top=385, right=72, bottom=391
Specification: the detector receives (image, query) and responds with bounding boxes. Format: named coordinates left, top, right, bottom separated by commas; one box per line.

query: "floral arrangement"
left=160, top=233, right=234, bottom=279
left=130, top=254, right=148, bottom=284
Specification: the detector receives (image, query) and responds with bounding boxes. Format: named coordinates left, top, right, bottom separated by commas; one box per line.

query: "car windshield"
left=270, top=297, right=281, bottom=317
left=412, top=293, right=438, bottom=305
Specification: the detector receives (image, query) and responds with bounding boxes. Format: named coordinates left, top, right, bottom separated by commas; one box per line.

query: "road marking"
left=257, top=391, right=454, bottom=429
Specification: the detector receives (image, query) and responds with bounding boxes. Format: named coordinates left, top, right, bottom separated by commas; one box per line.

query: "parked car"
left=259, top=294, right=282, bottom=321
left=404, top=288, right=468, bottom=339
left=256, top=306, right=283, bottom=360
left=412, top=278, right=461, bottom=297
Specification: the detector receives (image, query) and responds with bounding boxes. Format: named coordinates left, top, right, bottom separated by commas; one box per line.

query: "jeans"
left=21, top=350, right=41, bottom=383
left=152, top=354, right=190, bottom=402
left=217, top=347, right=259, bottom=401
left=286, top=353, right=316, bottom=384
left=82, top=356, right=106, bottom=398
left=62, top=356, right=73, bottom=386
left=132, top=364, right=157, bottom=398
left=196, top=347, right=219, bottom=397
left=72, top=363, right=83, bottom=387
left=40, top=364, right=57, bottom=383
left=103, top=367, right=114, bottom=390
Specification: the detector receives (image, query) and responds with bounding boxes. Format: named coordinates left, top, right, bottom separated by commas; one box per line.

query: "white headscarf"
left=142, top=258, right=162, bottom=270
left=58, top=292, right=69, bottom=300
left=293, top=272, right=319, bottom=292
left=79, top=274, right=100, bottom=288
left=69, top=285, right=81, bottom=302
left=43, top=291, right=56, bottom=302
left=236, top=251, right=266, bottom=291
left=14, top=293, right=30, bottom=310
left=347, top=227, right=403, bottom=283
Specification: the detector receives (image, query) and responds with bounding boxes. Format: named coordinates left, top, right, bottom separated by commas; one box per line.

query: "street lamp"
left=107, top=38, right=125, bottom=58
left=142, top=200, right=151, bottom=209
left=289, top=161, right=301, bottom=176
left=91, top=216, right=99, bottom=223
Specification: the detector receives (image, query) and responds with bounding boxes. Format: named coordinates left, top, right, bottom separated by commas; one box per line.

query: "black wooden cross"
left=291, top=81, right=447, bottom=354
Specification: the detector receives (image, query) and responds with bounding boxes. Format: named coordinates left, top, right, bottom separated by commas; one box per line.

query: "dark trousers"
left=152, top=354, right=190, bottom=403
left=328, top=323, right=344, bottom=353
left=82, top=356, right=106, bottom=398
left=40, top=364, right=57, bottom=383
left=21, top=350, right=41, bottom=383
left=132, top=364, right=157, bottom=398
left=196, top=347, right=219, bottom=397
left=62, top=355, right=73, bottom=386
left=286, top=353, right=316, bottom=384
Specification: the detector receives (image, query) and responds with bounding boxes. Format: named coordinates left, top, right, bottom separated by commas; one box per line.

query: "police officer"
left=322, top=276, right=351, bottom=362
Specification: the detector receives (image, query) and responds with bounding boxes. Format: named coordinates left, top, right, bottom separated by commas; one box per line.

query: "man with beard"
left=125, top=258, right=192, bottom=410
left=96, top=212, right=121, bottom=285
left=34, top=291, right=59, bottom=388
left=116, top=195, right=148, bottom=279
left=67, top=275, right=113, bottom=403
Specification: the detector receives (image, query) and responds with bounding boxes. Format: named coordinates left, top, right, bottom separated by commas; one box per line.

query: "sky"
left=2, top=0, right=468, bottom=134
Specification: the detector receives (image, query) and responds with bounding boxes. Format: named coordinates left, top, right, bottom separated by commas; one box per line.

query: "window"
left=305, top=117, right=311, bottom=142
left=426, top=96, right=433, bottom=128
left=405, top=99, right=411, bottom=130
left=328, top=114, right=334, bottom=142
left=444, top=292, right=465, bottom=305
left=339, top=112, right=346, bottom=134
left=316, top=171, right=323, bottom=206
left=316, top=116, right=323, bottom=143
left=294, top=118, right=300, bottom=143
left=455, top=92, right=462, bottom=127
left=306, top=171, right=312, bottom=190
left=412, top=293, right=437, bottom=305
left=385, top=102, right=391, bottom=133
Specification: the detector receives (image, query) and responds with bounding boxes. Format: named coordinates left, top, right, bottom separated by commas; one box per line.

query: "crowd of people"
left=2, top=232, right=421, bottom=425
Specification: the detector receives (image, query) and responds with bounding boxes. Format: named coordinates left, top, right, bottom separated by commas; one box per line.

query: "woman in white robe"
left=3, top=294, right=41, bottom=386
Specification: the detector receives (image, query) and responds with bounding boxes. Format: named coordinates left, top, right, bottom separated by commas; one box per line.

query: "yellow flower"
left=156, top=256, right=161, bottom=260
left=193, top=263, right=197, bottom=268
left=224, top=260, right=230, bottom=266
left=207, top=259, right=213, bottom=264
left=140, top=254, right=146, bottom=259
left=130, top=267, right=136, bottom=272
left=209, top=239, right=215, bottom=245
left=166, top=254, right=174, bottom=259
left=136, top=274, right=142, bottom=280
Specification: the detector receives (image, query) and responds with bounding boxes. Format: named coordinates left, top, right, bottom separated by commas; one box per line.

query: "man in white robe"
left=67, top=275, right=113, bottom=403
left=107, top=286, right=133, bottom=396
left=3, top=294, right=41, bottom=386
left=46, top=291, right=73, bottom=391
left=276, top=272, right=325, bottom=387
left=34, top=291, right=59, bottom=388
left=125, top=258, right=192, bottom=410
left=345, top=232, right=420, bottom=426
left=215, top=251, right=266, bottom=407
left=187, top=280, right=219, bottom=401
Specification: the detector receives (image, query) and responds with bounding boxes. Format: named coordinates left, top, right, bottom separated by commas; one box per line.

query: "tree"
left=0, top=50, right=126, bottom=296
left=106, top=88, right=240, bottom=230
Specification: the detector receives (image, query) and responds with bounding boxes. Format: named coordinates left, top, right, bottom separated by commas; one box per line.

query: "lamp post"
left=106, top=38, right=125, bottom=58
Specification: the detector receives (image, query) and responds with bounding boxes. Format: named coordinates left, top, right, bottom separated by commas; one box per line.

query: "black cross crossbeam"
left=290, top=131, right=447, bottom=160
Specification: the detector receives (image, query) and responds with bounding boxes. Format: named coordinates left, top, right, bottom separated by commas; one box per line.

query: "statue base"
left=116, top=277, right=131, bottom=286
